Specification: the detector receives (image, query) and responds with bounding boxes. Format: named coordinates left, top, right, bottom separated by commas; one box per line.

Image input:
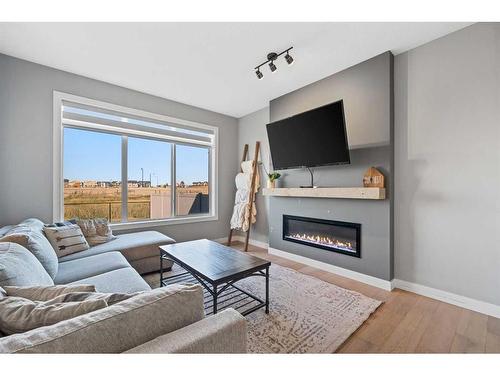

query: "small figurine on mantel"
left=363, top=167, right=385, bottom=188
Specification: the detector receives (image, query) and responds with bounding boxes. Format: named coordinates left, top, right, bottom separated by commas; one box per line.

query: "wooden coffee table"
left=160, top=239, right=270, bottom=316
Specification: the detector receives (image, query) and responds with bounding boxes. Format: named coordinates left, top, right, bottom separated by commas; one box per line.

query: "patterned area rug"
left=145, top=264, right=381, bottom=353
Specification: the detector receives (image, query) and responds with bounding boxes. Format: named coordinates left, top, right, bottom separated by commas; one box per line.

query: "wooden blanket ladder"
left=227, top=141, right=260, bottom=252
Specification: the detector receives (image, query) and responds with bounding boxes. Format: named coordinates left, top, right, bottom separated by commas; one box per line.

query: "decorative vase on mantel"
left=266, top=171, right=281, bottom=189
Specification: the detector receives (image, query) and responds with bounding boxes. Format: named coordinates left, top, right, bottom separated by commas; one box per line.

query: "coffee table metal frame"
left=160, top=249, right=270, bottom=316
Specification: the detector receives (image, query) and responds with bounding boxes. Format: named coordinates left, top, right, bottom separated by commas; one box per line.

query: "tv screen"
left=266, top=100, right=350, bottom=170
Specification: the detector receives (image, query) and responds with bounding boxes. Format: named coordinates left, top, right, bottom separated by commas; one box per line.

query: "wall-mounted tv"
left=266, top=100, right=350, bottom=170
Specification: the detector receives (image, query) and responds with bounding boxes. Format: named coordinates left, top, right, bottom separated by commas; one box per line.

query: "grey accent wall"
left=394, top=23, right=500, bottom=304
left=271, top=52, right=392, bottom=149
left=237, top=107, right=270, bottom=244
left=268, top=147, right=392, bottom=280
left=268, top=52, right=394, bottom=281
left=0, top=53, right=238, bottom=242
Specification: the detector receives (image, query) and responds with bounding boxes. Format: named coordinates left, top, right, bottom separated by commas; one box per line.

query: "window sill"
left=110, top=214, right=218, bottom=231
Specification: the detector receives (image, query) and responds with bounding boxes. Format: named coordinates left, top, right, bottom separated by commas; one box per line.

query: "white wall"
left=237, top=107, right=270, bottom=244
left=394, top=23, right=500, bottom=305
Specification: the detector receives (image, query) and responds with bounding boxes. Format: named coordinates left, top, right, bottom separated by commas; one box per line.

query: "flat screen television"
left=266, top=99, right=350, bottom=170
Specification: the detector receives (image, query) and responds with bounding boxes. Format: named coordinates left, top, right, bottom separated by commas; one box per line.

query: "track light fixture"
left=254, top=47, right=294, bottom=79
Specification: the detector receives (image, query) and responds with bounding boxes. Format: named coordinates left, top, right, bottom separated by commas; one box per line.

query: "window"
left=175, top=144, right=210, bottom=216
left=54, top=92, right=218, bottom=228
left=128, top=137, right=172, bottom=221
left=63, top=128, right=122, bottom=222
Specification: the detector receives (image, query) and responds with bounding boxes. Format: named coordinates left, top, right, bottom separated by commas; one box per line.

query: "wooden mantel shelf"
left=262, top=187, right=386, bottom=200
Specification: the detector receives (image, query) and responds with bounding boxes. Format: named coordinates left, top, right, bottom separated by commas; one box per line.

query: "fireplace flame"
left=287, top=233, right=354, bottom=251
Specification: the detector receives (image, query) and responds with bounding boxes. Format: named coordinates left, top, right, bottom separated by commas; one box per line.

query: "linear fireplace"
left=282, top=215, right=361, bottom=258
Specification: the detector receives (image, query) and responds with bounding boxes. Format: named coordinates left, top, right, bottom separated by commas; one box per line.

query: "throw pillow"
left=0, top=233, right=29, bottom=248
left=0, top=242, right=54, bottom=287
left=0, top=225, right=15, bottom=237
left=1, top=219, right=59, bottom=279
left=43, top=224, right=90, bottom=258
left=0, top=295, right=108, bottom=335
left=0, top=284, right=204, bottom=353
left=76, top=218, right=116, bottom=246
left=36, top=291, right=139, bottom=305
left=3, top=285, right=96, bottom=301
left=48, top=220, right=77, bottom=227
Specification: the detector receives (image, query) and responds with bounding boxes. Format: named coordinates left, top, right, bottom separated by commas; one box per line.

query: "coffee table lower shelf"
left=161, top=268, right=269, bottom=316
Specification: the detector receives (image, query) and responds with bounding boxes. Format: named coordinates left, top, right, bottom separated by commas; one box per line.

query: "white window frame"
left=53, top=91, right=219, bottom=230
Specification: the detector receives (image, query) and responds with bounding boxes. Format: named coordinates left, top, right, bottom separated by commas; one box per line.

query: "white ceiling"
left=0, top=22, right=471, bottom=118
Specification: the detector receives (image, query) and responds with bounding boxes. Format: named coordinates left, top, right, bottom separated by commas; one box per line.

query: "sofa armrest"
left=125, top=309, right=247, bottom=353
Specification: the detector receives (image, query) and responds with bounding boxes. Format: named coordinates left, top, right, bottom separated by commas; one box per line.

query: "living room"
left=1, top=1, right=500, bottom=372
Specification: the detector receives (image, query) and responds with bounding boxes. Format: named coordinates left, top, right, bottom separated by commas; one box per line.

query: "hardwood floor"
left=229, top=241, right=500, bottom=353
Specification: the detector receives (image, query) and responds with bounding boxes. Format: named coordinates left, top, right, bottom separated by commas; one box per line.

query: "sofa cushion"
left=2, top=218, right=58, bottom=279
left=3, top=285, right=96, bottom=301
left=0, top=284, right=204, bottom=353
left=0, top=294, right=108, bottom=335
left=19, top=218, right=45, bottom=231
left=58, top=231, right=175, bottom=262
left=54, top=252, right=130, bottom=284
left=0, top=243, right=54, bottom=287
left=43, top=224, right=90, bottom=258
left=125, top=308, right=247, bottom=354
left=68, top=267, right=151, bottom=293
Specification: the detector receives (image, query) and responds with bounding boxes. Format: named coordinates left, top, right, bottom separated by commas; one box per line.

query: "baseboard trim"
left=268, top=246, right=393, bottom=291
left=214, top=237, right=500, bottom=318
left=392, top=279, right=500, bottom=319
left=213, top=236, right=269, bottom=249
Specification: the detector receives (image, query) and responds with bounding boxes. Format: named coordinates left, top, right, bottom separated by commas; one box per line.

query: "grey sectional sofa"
left=58, top=230, right=176, bottom=275
left=0, top=218, right=173, bottom=293
left=0, top=218, right=248, bottom=353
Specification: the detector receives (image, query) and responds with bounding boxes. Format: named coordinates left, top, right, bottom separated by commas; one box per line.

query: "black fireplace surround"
left=282, top=215, right=361, bottom=258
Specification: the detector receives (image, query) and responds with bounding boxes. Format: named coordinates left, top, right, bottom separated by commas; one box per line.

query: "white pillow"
left=75, top=218, right=116, bottom=246
left=43, top=224, right=90, bottom=258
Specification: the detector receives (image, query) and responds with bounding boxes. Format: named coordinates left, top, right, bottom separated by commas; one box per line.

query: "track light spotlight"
left=253, top=46, right=293, bottom=79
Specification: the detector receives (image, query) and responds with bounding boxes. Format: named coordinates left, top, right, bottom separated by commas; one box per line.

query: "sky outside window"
left=64, top=128, right=209, bottom=185
left=64, top=127, right=121, bottom=182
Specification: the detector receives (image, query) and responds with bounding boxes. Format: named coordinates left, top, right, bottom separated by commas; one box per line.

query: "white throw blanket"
left=230, top=160, right=260, bottom=231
